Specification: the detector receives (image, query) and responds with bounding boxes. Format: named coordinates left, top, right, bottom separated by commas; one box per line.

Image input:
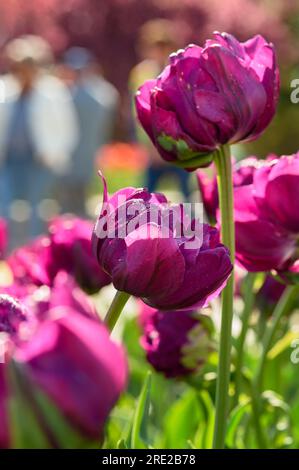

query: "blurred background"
left=0, top=0, right=299, bottom=247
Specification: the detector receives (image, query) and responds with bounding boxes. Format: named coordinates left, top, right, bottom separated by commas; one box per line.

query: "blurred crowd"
left=0, top=20, right=193, bottom=249
left=0, top=34, right=119, bottom=247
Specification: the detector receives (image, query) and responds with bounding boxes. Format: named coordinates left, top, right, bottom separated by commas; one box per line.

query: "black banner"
left=0, top=449, right=298, bottom=466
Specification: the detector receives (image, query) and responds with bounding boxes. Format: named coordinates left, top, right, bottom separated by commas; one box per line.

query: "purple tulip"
left=7, top=216, right=111, bottom=293
left=197, top=171, right=218, bottom=222
left=47, top=216, right=111, bottom=293
left=234, top=153, right=299, bottom=274
left=136, top=32, right=279, bottom=170
left=197, top=157, right=258, bottom=221
left=7, top=236, right=54, bottom=287
left=92, top=174, right=232, bottom=311
left=257, top=276, right=286, bottom=311
left=0, top=289, right=127, bottom=447
left=139, top=305, right=212, bottom=378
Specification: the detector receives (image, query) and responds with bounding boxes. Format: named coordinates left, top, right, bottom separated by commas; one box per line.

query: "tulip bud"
left=140, top=307, right=213, bottom=378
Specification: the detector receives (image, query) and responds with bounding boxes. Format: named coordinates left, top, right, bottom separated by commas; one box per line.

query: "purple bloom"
left=92, top=175, right=232, bottom=311
left=47, top=216, right=111, bottom=293
left=197, top=157, right=258, bottom=221
left=0, top=288, right=127, bottom=447
left=234, top=153, right=299, bottom=274
left=7, top=216, right=111, bottom=293
left=257, top=276, right=286, bottom=312
left=140, top=305, right=212, bottom=378
left=136, top=32, right=279, bottom=170
left=7, top=236, right=53, bottom=287
left=196, top=170, right=218, bottom=222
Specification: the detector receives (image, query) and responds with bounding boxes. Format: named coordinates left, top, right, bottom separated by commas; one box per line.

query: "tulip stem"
left=212, top=145, right=235, bottom=449
left=105, top=291, right=130, bottom=332
left=250, top=284, right=298, bottom=447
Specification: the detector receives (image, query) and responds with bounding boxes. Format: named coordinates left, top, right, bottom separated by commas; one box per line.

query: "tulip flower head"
left=0, top=287, right=127, bottom=447
left=7, top=217, right=111, bottom=293
left=136, top=32, right=279, bottom=170
left=92, top=174, right=232, bottom=310
left=197, top=157, right=259, bottom=222
left=140, top=305, right=213, bottom=378
left=234, top=153, right=299, bottom=277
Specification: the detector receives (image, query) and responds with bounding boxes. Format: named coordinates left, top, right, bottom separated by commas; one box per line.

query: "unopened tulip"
left=140, top=305, right=212, bottom=378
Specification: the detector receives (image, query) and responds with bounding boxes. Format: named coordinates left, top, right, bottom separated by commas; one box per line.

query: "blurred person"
left=58, top=47, right=119, bottom=216
left=129, top=19, right=190, bottom=199
left=0, top=35, right=78, bottom=246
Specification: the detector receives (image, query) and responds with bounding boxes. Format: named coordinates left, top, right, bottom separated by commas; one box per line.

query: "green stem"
left=104, top=291, right=130, bottom=332
left=251, top=284, right=298, bottom=448
left=233, top=272, right=256, bottom=407
left=212, top=145, right=235, bottom=449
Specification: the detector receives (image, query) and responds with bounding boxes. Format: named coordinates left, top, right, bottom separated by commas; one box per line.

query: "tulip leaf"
left=163, top=388, right=201, bottom=449
left=226, top=400, right=251, bottom=449
left=130, top=371, right=152, bottom=449
left=117, top=438, right=128, bottom=449
left=157, top=133, right=213, bottom=167
left=260, top=391, right=292, bottom=448
left=196, top=390, right=215, bottom=449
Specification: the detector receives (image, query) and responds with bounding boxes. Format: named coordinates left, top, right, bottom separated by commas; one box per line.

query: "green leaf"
left=130, top=371, right=152, bottom=449
left=117, top=439, right=128, bottom=449
left=163, top=388, right=201, bottom=449
left=226, top=400, right=251, bottom=449
left=196, top=391, right=215, bottom=449
left=157, top=133, right=214, bottom=167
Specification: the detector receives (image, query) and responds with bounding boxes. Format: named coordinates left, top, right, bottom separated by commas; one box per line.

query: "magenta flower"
left=197, top=171, right=218, bottom=222
left=7, top=216, right=110, bottom=293
left=47, top=216, right=111, bottom=293
left=136, top=32, right=279, bottom=170
left=257, top=276, right=286, bottom=312
left=0, top=290, right=127, bottom=447
left=92, top=175, right=232, bottom=311
left=234, top=153, right=299, bottom=274
left=140, top=305, right=212, bottom=378
left=7, top=236, right=53, bottom=287
left=197, top=157, right=258, bottom=221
